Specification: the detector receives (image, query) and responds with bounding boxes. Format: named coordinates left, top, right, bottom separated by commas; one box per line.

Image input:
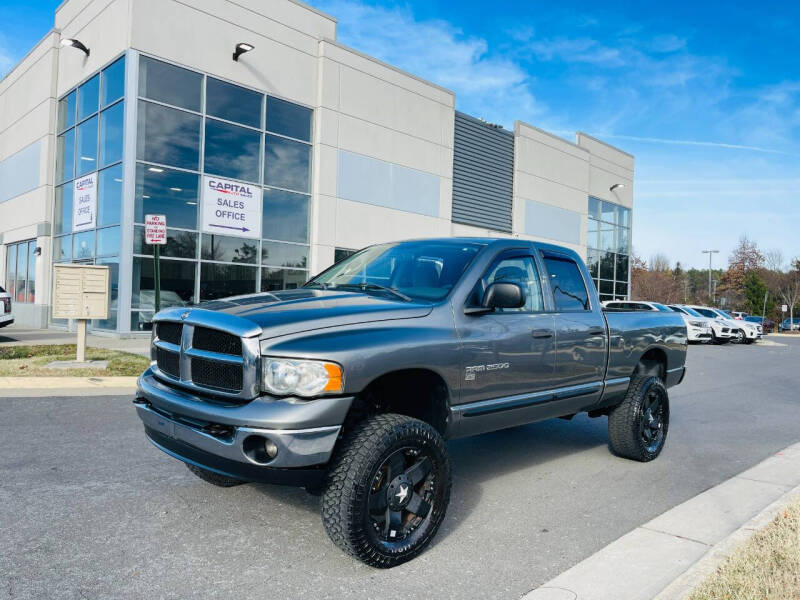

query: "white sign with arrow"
left=201, top=175, right=262, bottom=240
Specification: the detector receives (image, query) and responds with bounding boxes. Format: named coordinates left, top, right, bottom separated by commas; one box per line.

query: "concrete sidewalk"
left=524, top=442, right=800, bottom=600
left=0, top=325, right=150, bottom=356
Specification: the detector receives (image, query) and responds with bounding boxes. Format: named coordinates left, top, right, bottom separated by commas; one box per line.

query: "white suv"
left=603, top=300, right=713, bottom=344
left=662, top=305, right=714, bottom=343
left=687, top=306, right=760, bottom=344
left=0, top=286, right=13, bottom=328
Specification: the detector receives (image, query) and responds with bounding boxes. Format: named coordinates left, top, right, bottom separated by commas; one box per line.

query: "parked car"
left=0, top=285, right=13, bottom=328
left=134, top=238, right=688, bottom=567
left=687, top=305, right=760, bottom=344
left=744, top=315, right=774, bottom=333
left=778, top=317, right=800, bottom=332
left=602, top=300, right=673, bottom=312
left=663, top=304, right=715, bottom=343
left=673, top=305, right=733, bottom=344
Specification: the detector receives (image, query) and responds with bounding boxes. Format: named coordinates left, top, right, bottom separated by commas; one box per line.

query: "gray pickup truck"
left=134, top=238, right=687, bottom=567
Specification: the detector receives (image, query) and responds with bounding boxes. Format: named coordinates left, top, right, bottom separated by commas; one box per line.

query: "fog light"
left=264, top=439, right=278, bottom=459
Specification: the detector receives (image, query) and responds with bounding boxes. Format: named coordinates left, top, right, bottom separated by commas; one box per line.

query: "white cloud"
left=313, top=0, right=545, bottom=127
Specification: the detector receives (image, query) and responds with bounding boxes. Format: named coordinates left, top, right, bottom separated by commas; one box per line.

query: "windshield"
left=305, top=241, right=484, bottom=302
left=680, top=306, right=705, bottom=317
left=717, top=310, right=733, bottom=319
left=652, top=303, right=672, bottom=312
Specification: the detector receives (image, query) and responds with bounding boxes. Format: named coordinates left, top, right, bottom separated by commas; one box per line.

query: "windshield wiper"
left=336, top=282, right=412, bottom=302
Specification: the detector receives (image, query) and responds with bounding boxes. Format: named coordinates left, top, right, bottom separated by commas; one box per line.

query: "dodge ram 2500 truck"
left=134, top=238, right=687, bottom=568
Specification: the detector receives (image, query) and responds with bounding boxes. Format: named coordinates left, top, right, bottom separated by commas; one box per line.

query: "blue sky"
left=2, top=1, right=798, bottom=268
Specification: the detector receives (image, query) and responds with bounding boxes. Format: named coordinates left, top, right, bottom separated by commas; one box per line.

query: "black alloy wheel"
left=321, top=414, right=451, bottom=568
left=608, top=375, right=670, bottom=462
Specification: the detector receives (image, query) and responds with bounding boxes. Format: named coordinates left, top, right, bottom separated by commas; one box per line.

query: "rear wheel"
left=608, top=376, right=669, bottom=462
left=321, top=414, right=451, bottom=568
left=185, top=463, right=246, bottom=487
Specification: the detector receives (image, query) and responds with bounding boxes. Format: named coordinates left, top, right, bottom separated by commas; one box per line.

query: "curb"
left=522, top=442, right=800, bottom=600
left=655, top=484, right=800, bottom=600
left=0, top=376, right=138, bottom=390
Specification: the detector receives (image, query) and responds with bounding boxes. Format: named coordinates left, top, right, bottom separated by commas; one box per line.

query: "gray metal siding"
left=452, top=112, right=513, bottom=232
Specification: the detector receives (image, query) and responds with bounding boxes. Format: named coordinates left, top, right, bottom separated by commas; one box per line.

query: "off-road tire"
left=608, top=376, right=669, bottom=462
left=321, top=414, right=451, bottom=568
left=186, top=463, right=246, bottom=487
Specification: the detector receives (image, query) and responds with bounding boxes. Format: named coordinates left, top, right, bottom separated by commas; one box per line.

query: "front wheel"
left=608, top=376, right=669, bottom=462
left=732, top=329, right=745, bottom=343
left=321, top=414, right=451, bottom=568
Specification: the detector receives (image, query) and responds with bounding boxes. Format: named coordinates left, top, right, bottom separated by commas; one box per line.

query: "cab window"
left=468, top=256, right=544, bottom=313
left=542, top=255, right=591, bottom=311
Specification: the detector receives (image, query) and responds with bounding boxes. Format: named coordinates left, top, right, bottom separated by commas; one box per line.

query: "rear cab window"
left=541, top=254, right=591, bottom=311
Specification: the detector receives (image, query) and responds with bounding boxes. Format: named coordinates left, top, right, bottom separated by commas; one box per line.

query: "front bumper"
left=687, top=326, right=712, bottom=341
left=135, top=368, right=354, bottom=484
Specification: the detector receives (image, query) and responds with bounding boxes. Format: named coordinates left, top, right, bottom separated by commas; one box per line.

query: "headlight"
left=262, top=358, right=343, bottom=397
left=689, top=320, right=705, bottom=327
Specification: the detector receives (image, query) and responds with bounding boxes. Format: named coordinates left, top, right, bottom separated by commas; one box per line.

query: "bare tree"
left=765, top=249, right=785, bottom=273
left=772, top=259, right=800, bottom=329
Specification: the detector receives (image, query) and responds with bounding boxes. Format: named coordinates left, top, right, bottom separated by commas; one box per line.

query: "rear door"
left=539, top=250, right=607, bottom=405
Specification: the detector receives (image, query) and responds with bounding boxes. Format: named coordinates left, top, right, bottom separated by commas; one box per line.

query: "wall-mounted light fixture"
left=61, top=38, right=90, bottom=57
left=233, top=43, right=255, bottom=62
left=34, top=247, right=42, bottom=257
left=609, top=183, right=626, bottom=193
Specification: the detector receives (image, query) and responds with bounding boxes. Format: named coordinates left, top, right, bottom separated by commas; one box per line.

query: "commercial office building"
left=0, top=0, right=634, bottom=333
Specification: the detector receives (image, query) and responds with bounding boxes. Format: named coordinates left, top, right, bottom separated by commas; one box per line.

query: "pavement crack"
left=639, top=526, right=712, bottom=547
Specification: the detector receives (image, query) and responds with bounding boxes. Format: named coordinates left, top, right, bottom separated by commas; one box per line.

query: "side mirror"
left=483, top=282, right=525, bottom=310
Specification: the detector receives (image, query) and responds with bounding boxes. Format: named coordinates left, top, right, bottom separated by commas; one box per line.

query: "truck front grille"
left=156, top=346, right=180, bottom=378
left=156, top=321, right=183, bottom=346
left=151, top=313, right=260, bottom=401
left=191, top=357, right=244, bottom=392
left=193, top=326, right=242, bottom=356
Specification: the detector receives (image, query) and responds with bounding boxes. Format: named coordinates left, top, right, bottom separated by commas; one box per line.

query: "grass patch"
left=689, top=494, right=800, bottom=599
left=0, top=344, right=149, bottom=377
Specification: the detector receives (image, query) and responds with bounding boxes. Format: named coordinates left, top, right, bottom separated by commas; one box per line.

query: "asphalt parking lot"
left=2, top=337, right=799, bottom=600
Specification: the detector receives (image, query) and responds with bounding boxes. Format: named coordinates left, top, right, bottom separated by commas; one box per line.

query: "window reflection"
left=134, top=164, right=199, bottom=229
left=99, top=101, right=124, bottom=167
left=73, top=230, right=95, bottom=260
left=54, top=184, right=73, bottom=234
left=200, top=263, right=257, bottom=300
left=204, top=119, right=261, bottom=183
left=53, top=235, right=72, bottom=261
left=261, top=241, right=308, bottom=268
left=97, top=226, right=121, bottom=256
left=56, top=129, right=75, bottom=183
left=76, top=116, right=98, bottom=175
left=77, top=74, right=100, bottom=121
left=58, top=91, right=76, bottom=131
left=134, top=226, right=197, bottom=259
left=132, top=256, right=196, bottom=309
left=206, top=77, right=262, bottom=128
left=138, top=56, right=202, bottom=112
left=201, top=234, right=258, bottom=264
left=136, top=100, right=201, bottom=170
left=262, top=188, right=309, bottom=243
left=266, top=96, right=312, bottom=141
left=98, top=164, right=123, bottom=227
left=101, top=57, right=125, bottom=107
left=264, top=134, right=311, bottom=192
left=261, top=267, right=307, bottom=291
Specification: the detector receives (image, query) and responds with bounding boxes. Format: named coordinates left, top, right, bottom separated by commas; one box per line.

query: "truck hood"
left=196, top=289, right=434, bottom=339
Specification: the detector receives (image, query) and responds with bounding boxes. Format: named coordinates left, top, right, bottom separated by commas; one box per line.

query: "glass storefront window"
left=261, top=241, right=308, bottom=269
left=54, top=184, right=73, bottom=234
left=201, top=234, right=259, bottom=264
left=77, top=74, right=100, bottom=121
left=76, top=115, right=98, bottom=176
left=599, top=251, right=615, bottom=280
left=619, top=207, right=631, bottom=228
left=58, top=90, right=76, bottom=132
left=97, top=226, right=121, bottom=257
left=99, top=101, right=124, bottom=167
left=101, top=57, right=125, bottom=107
left=4, top=240, right=36, bottom=304
left=98, top=164, right=123, bottom=227
left=266, top=96, right=312, bottom=142
left=134, top=165, right=199, bottom=229
left=138, top=56, right=202, bottom=112
left=200, top=263, right=257, bottom=300
left=588, top=197, right=630, bottom=300
left=73, top=230, right=95, bottom=260
left=586, top=248, right=598, bottom=279
left=56, top=129, right=75, bottom=183
left=204, top=119, right=261, bottom=183
left=134, top=227, right=197, bottom=259
left=26, top=242, right=36, bottom=303
left=600, top=201, right=616, bottom=224
left=132, top=256, right=196, bottom=309
left=136, top=100, right=201, bottom=170
left=53, top=235, right=71, bottom=262
left=262, top=188, right=309, bottom=243
left=15, top=245, right=26, bottom=303
left=94, top=256, right=119, bottom=330
left=261, top=267, right=307, bottom=292
left=5, top=245, right=16, bottom=300
left=617, top=226, right=630, bottom=254
left=600, top=221, right=615, bottom=252
left=264, top=134, right=311, bottom=192
left=616, top=254, right=629, bottom=281
left=206, top=77, right=263, bottom=128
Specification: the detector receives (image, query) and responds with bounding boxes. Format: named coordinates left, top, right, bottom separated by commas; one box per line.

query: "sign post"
left=145, top=214, right=167, bottom=314
left=52, top=264, right=110, bottom=362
